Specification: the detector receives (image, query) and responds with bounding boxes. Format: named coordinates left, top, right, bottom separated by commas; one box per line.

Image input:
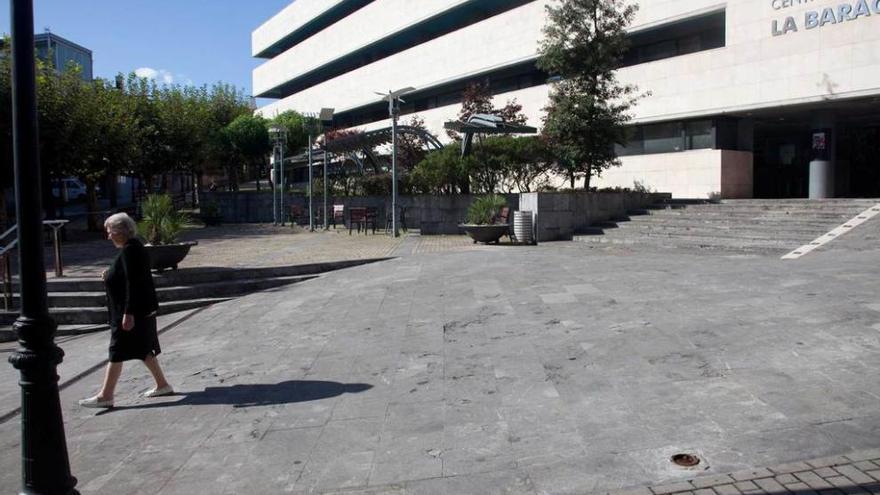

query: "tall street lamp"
left=8, top=0, right=79, bottom=493
left=319, top=108, right=334, bottom=231
left=268, top=124, right=287, bottom=226
left=303, top=108, right=333, bottom=231
left=302, top=115, right=318, bottom=231
left=377, top=87, right=414, bottom=237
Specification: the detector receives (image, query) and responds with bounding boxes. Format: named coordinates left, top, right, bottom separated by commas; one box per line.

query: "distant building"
left=253, top=0, right=880, bottom=199
left=34, top=32, right=93, bottom=81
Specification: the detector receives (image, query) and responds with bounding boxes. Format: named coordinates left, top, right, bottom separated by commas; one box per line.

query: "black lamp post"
left=378, top=88, right=414, bottom=237
left=268, top=124, right=287, bottom=226
left=318, top=108, right=334, bottom=230
left=7, top=1, right=79, bottom=493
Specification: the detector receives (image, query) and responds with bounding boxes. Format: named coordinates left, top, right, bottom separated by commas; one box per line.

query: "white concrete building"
left=253, top=0, right=880, bottom=199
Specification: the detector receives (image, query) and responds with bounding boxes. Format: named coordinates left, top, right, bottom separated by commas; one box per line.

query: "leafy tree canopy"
left=537, top=0, right=644, bottom=189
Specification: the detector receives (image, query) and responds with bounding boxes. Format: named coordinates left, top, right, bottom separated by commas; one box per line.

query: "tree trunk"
left=255, top=159, right=261, bottom=192
left=569, top=175, right=575, bottom=189
left=85, top=180, right=100, bottom=232
left=195, top=171, right=204, bottom=207
left=191, top=172, right=198, bottom=208
left=109, top=173, right=118, bottom=208
left=42, top=168, right=56, bottom=220
left=583, top=171, right=591, bottom=191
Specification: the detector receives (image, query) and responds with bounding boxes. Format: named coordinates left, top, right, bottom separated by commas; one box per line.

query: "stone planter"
left=459, top=224, right=509, bottom=244
left=145, top=241, right=198, bottom=272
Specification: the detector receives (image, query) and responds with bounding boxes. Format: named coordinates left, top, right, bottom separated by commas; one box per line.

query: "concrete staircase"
left=0, top=258, right=388, bottom=341
left=573, top=198, right=880, bottom=255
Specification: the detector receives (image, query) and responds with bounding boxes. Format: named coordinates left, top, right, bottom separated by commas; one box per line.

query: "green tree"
left=537, top=0, right=643, bottom=190
left=35, top=63, right=138, bottom=230
left=447, top=81, right=528, bottom=141
left=271, top=110, right=310, bottom=155
left=410, top=145, right=471, bottom=195
left=473, top=136, right=553, bottom=193
left=197, top=83, right=253, bottom=192
left=223, top=114, right=271, bottom=191
left=0, top=38, right=13, bottom=228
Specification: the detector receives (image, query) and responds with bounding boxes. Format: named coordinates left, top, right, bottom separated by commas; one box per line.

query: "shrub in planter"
left=138, top=194, right=197, bottom=271
left=461, top=194, right=509, bottom=244
left=466, top=194, right=507, bottom=225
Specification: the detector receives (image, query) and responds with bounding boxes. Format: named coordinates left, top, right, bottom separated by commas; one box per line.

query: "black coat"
left=105, top=237, right=159, bottom=324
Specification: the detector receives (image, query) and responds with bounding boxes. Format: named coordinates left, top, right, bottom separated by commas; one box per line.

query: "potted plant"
left=138, top=194, right=197, bottom=271
left=459, top=194, right=510, bottom=244
left=199, top=201, right=222, bottom=226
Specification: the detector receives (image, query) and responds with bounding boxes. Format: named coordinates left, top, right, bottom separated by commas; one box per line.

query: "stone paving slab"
left=41, top=224, right=478, bottom=278
left=1, top=228, right=879, bottom=494
left=0, top=308, right=203, bottom=422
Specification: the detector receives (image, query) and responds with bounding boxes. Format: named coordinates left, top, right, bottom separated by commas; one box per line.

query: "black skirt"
left=108, top=315, right=161, bottom=363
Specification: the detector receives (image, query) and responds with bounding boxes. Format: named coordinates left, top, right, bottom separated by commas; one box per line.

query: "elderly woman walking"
left=79, top=212, right=173, bottom=408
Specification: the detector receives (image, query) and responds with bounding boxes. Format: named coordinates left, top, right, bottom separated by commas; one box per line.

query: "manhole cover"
left=671, top=454, right=700, bottom=467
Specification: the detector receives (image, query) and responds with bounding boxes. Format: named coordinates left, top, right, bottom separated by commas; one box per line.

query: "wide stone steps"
left=594, top=218, right=837, bottom=237
left=574, top=199, right=879, bottom=255
left=574, top=232, right=802, bottom=253
left=0, top=258, right=389, bottom=340
left=629, top=207, right=863, bottom=219
left=0, top=298, right=233, bottom=327
left=7, top=274, right=317, bottom=308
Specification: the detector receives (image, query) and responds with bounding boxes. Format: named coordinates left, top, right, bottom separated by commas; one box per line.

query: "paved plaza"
left=48, top=224, right=477, bottom=277
left=2, top=222, right=880, bottom=494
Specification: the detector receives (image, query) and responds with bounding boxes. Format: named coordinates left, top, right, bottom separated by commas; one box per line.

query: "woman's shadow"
left=100, top=380, right=372, bottom=413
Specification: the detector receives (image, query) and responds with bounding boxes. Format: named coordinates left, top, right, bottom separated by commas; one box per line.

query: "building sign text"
left=772, top=0, right=879, bottom=36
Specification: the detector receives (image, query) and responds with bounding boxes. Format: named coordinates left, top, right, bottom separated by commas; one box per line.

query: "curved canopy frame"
left=321, top=125, right=444, bottom=154
left=444, top=113, right=537, bottom=156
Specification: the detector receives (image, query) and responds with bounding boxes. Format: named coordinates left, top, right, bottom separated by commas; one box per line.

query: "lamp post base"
left=9, top=316, right=79, bottom=495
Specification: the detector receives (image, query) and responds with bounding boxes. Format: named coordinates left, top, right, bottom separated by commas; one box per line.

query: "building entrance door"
left=838, top=125, right=880, bottom=197
left=753, top=125, right=810, bottom=198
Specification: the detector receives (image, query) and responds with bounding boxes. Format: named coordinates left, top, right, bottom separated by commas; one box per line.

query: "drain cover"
left=671, top=454, right=700, bottom=467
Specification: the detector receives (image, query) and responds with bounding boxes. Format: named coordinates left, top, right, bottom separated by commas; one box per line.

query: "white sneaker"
left=144, top=385, right=174, bottom=398
left=78, top=396, right=113, bottom=408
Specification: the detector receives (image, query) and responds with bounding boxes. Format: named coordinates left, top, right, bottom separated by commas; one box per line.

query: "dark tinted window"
left=621, top=10, right=725, bottom=68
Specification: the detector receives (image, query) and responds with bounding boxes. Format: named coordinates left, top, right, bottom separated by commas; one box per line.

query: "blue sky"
left=0, top=0, right=292, bottom=97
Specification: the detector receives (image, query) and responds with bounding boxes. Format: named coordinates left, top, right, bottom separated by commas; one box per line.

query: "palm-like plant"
left=466, top=194, right=507, bottom=225
left=138, top=194, right=189, bottom=245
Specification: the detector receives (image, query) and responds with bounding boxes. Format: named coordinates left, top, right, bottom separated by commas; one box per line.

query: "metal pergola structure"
left=285, top=125, right=444, bottom=174
left=444, top=113, right=538, bottom=156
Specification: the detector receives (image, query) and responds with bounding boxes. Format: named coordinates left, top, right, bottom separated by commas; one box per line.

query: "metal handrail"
left=0, top=219, right=70, bottom=311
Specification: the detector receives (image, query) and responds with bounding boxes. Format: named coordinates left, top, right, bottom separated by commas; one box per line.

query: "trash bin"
left=514, top=210, right=534, bottom=244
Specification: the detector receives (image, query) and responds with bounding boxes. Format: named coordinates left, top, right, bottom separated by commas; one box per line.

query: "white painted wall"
left=599, top=149, right=724, bottom=198
left=256, top=0, right=880, bottom=123
left=252, top=0, right=345, bottom=57
left=256, top=1, right=547, bottom=116
left=253, top=0, right=880, bottom=198
left=253, top=0, right=481, bottom=96
left=620, top=0, right=880, bottom=122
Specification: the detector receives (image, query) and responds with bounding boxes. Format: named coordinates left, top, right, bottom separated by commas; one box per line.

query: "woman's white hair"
left=104, top=212, right=137, bottom=238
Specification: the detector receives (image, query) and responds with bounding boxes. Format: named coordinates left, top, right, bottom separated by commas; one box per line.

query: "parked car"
left=51, top=178, right=98, bottom=202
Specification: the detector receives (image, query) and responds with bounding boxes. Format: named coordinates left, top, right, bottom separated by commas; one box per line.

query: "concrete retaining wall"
left=202, top=191, right=664, bottom=240
left=520, top=191, right=671, bottom=242
left=202, top=192, right=520, bottom=235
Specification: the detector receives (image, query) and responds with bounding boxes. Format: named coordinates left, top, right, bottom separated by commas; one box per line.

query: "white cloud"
left=134, top=67, right=176, bottom=85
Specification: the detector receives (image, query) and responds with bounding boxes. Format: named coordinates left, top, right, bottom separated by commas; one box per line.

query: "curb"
left=604, top=450, right=880, bottom=495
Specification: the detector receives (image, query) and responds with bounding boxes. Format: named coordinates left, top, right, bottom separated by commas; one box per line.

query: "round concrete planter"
left=460, top=224, right=509, bottom=244
left=145, top=241, right=198, bottom=272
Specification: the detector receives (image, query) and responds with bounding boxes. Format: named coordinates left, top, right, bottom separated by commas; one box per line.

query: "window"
left=643, top=122, right=684, bottom=154
left=686, top=120, right=713, bottom=150
left=621, top=10, right=726, bottom=68
left=616, top=119, right=723, bottom=156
